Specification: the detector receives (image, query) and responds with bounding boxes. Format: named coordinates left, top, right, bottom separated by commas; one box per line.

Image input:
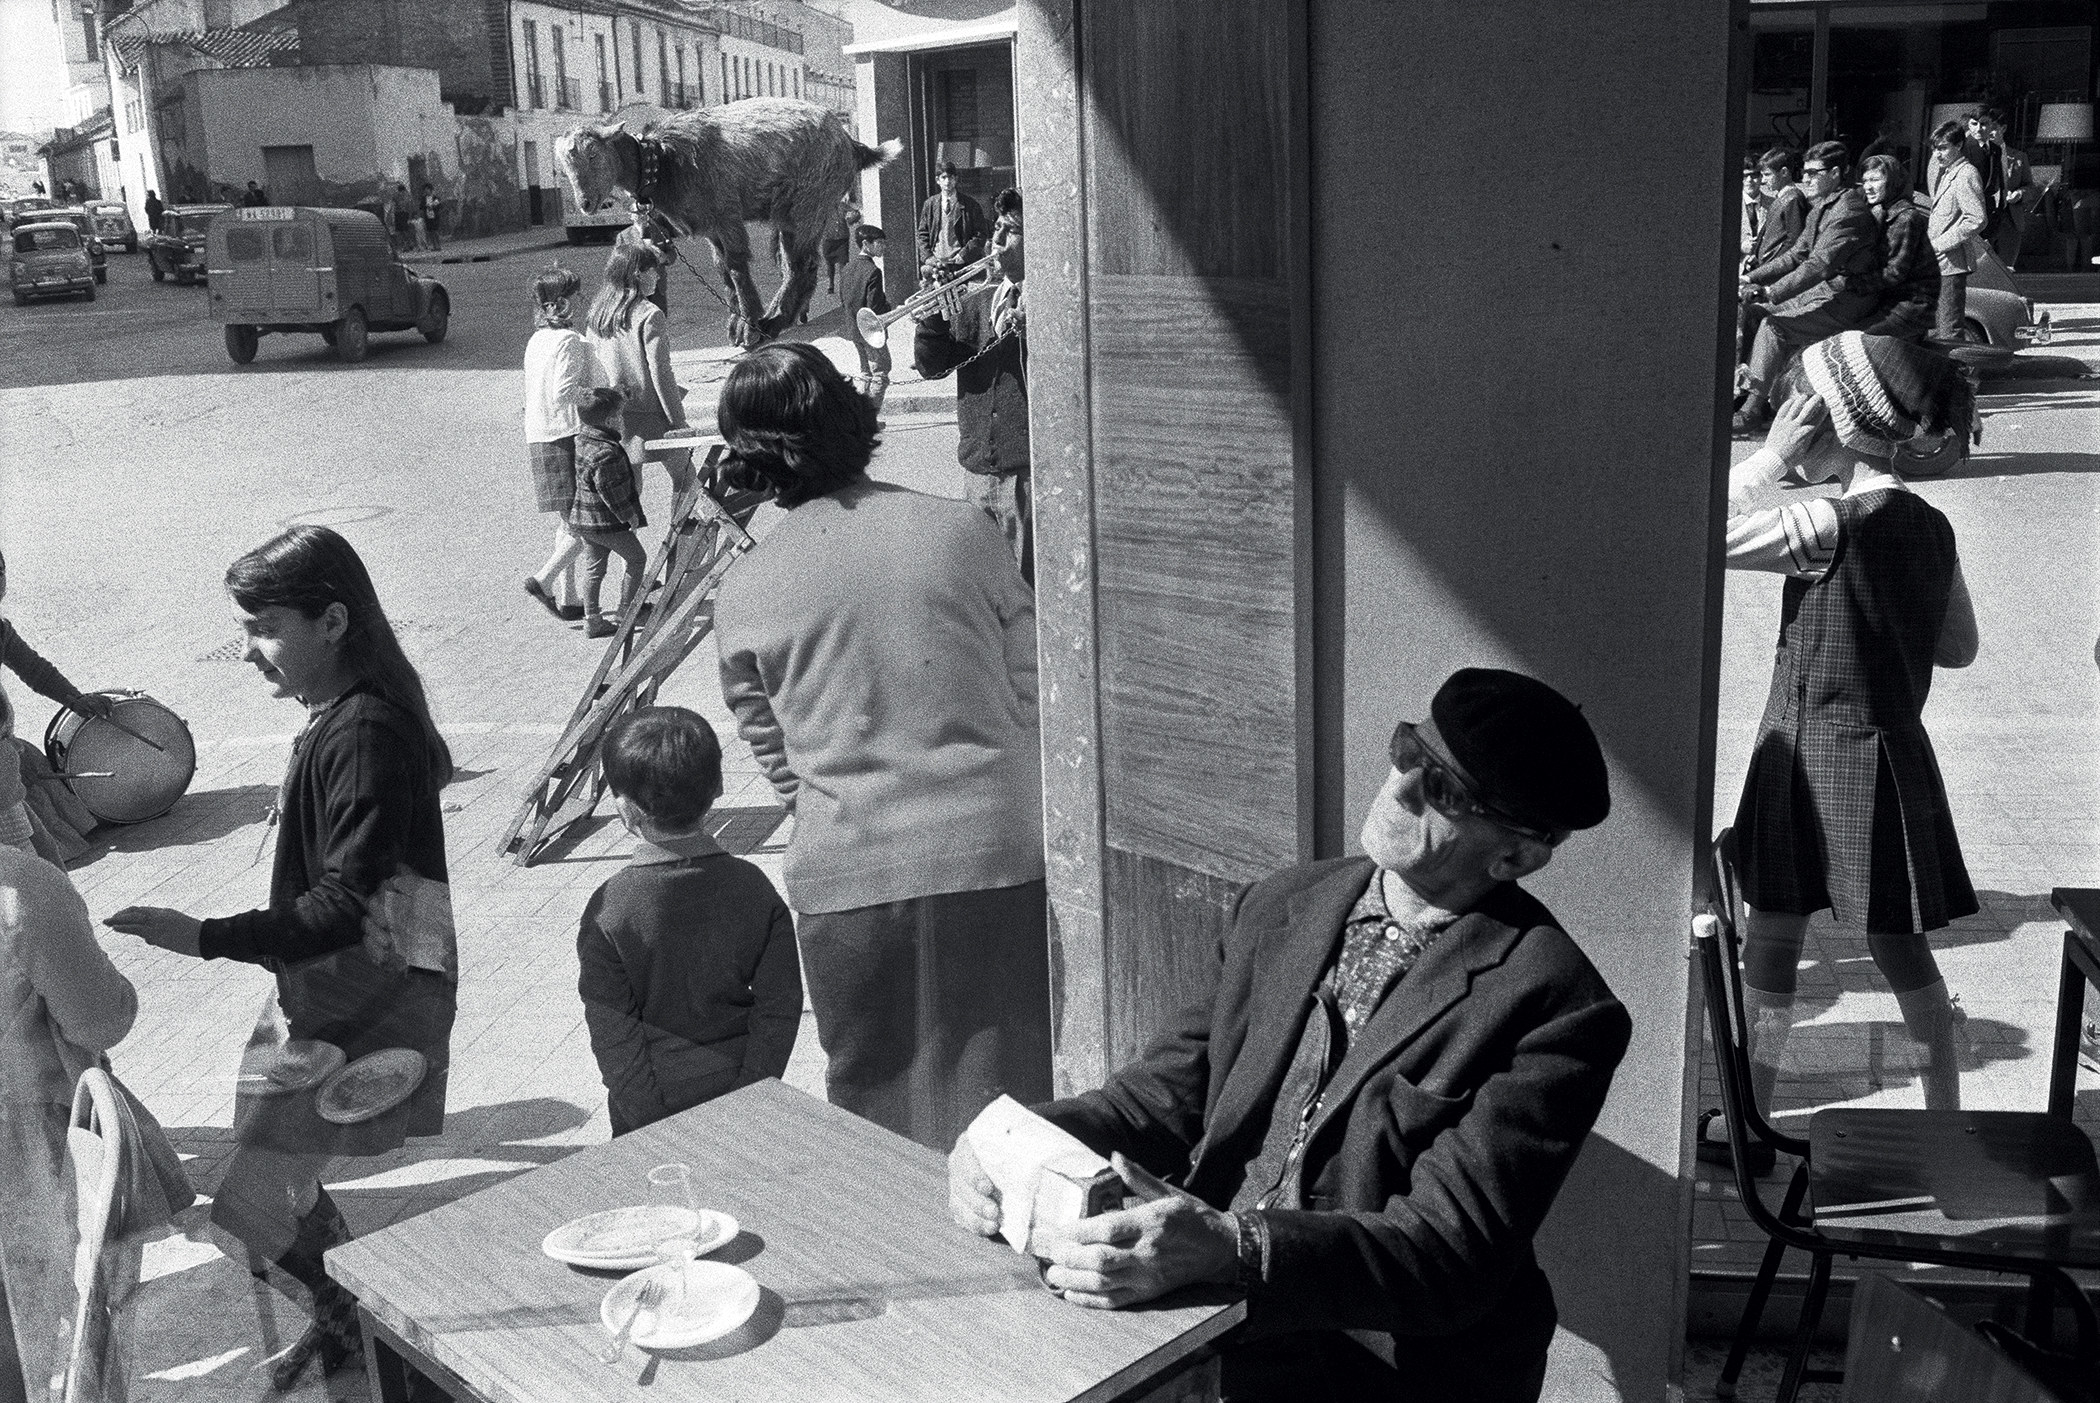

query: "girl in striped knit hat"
left=1703, top=332, right=1981, bottom=1174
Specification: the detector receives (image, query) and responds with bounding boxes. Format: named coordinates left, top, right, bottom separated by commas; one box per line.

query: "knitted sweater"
left=714, top=480, right=1044, bottom=913
left=0, top=619, right=88, bottom=814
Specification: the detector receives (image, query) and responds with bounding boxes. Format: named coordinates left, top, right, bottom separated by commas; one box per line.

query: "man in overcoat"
left=950, top=667, right=1631, bottom=1402
left=1735, top=140, right=1880, bottom=434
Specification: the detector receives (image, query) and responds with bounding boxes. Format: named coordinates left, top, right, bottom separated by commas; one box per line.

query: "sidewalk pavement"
left=397, top=226, right=572, bottom=267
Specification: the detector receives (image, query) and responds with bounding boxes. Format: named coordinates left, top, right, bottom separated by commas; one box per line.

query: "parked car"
left=85, top=199, right=138, bottom=252
left=43, top=209, right=107, bottom=283
left=208, top=206, right=449, bottom=363
left=10, top=222, right=96, bottom=304
left=1, top=197, right=62, bottom=230
left=1949, top=246, right=2049, bottom=353
left=146, top=205, right=226, bottom=284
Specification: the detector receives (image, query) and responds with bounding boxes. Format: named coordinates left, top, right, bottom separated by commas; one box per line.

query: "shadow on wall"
left=1536, top=1131, right=1680, bottom=1396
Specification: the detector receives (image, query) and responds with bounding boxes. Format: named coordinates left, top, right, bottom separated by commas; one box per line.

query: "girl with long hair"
left=586, top=242, right=694, bottom=496
left=713, top=343, right=1053, bottom=1153
left=107, top=526, right=457, bottom=1392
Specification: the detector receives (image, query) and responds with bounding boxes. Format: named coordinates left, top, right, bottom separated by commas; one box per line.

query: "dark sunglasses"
left=1389, top=724, right=1556, bottom=844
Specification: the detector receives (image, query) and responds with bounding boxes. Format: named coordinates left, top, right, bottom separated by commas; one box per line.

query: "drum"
left=44, top=690, right=197, bottom=825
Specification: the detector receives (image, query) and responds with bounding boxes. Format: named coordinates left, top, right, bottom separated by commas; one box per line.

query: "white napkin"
left=965, top=1095, right=1112, bottom=1255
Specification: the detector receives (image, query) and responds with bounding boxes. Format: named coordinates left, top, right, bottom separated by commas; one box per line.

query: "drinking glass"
left=647, top=1162, right=695, bottom=1213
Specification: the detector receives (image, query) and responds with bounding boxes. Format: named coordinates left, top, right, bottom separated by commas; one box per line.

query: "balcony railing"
left=555, top=76, right=581, bottom=110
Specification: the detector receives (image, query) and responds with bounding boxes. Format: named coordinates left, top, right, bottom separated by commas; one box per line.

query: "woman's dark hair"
left=1758, top=147, right=1800, bottom=180
left=587, top=242, right=660, bottom=337
left=716, top=342, right=879, bottom=508
left=1860, top=153, right=1910, bottom=202
left=602, top=706, right=722, bottom=830
left=226, top=526, right=452, bottom=786
left=1804, top=140, right=1850, bottom=176
left=993, top=187, right=1022, bottom=218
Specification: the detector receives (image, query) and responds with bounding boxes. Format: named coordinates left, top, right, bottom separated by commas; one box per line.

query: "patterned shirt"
left=1230, top=871, right=1459, bottom=1214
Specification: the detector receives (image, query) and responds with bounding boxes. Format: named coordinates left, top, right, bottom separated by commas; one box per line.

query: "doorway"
left=261, top=144, right=318, bottom=206
left=524, top=140, right=544, bottom=226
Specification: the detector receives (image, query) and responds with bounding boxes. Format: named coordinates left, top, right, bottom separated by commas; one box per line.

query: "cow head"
left=556, top=125, right=632, bottom=214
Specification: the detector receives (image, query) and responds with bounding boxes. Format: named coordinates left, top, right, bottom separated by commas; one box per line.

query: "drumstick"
left=31, top=771, right=115, bottom=783
left=97, top=715, right=167, bottom=753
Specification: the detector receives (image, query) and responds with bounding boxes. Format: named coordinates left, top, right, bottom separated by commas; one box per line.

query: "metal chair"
left=1698, top=832, right=2100, bottom=1402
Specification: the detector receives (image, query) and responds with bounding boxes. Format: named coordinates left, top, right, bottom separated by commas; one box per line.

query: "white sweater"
left=522, top=327, right=603, bottom=443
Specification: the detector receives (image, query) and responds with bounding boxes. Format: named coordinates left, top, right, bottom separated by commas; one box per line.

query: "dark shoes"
left=584, top=615, right=616, bottom=639
left=1696, top=1108, right=1777, bottom=1177
left=557, top=602, right=584, bottom=622
left=1731, top=402, right=1772, bottom=438
left=525, top=578, right=586, bottom=622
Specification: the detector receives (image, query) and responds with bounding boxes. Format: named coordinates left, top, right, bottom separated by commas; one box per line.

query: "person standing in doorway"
left=420, top=183, right=443, bottom=252
left=915, top=160, right=989, bottom=282
left=1966, top=107, right=2033, bottom=268
left=1926, top=122, right=1987, bottom=342
left=1717, top=332, right=1980, bottom=1151
left=915, top=191, right=1031, bottom=583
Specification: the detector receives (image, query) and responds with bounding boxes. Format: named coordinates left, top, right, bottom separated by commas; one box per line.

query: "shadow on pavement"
left=1942, top=450, right=2100, bottom=481
left=69, top=782, right=276, bottom=868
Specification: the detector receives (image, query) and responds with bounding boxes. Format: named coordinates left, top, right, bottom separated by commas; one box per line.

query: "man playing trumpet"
left=914, top=189, right=1031, bottom=583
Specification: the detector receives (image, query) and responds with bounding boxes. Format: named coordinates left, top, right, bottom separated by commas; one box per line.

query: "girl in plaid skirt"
left=569, top=388, right=648, bottom=639
left=1722, top=332, right=1980, bottom=1131
left=522, top=266, right=603, bottom=623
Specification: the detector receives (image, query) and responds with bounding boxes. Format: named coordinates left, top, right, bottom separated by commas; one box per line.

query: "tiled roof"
left=109, top=28, right=300, bottom=75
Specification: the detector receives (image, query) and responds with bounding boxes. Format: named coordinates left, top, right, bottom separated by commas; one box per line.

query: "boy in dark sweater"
left=577, top=706, right=801, bottom=1135
left=838, top=223, right=891, bottom=419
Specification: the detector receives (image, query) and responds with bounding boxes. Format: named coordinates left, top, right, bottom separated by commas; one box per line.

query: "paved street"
left=1, top=234, right=962, bottom=1401
left=5, top=242, right=2098, bottom=1401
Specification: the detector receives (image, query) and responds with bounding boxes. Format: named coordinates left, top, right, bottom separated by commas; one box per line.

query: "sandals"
left=1696, top=1107, right=1777, bottom=1177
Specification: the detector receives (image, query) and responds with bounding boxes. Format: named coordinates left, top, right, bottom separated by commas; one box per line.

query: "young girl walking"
left=522, top=265, right=603, bottom=623
left=569, top=387, right=649, bottom=638
left=586, top=243, right=694, bottom=498
left=106, top=526, right=458, bottom=1391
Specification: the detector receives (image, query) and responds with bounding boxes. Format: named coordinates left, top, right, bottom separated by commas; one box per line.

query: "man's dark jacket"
left=914, top=283, right=1027, bottom=475
left=1746, top=185, right=1880, bottom=313
left=1038, top=856, right=1631, bottom=1402
left=915, top=190, right=990, bottom=268
left=839, top=254, right=888, bottom=319
left=1749, top=184, right=1808, bottom=269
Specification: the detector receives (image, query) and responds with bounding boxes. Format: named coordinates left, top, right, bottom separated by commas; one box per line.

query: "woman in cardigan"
left=1, top=844, right=137, bottom=1403
left=712, top=342, right=1051, bottom=1153
left=1858, top=153, right=1940, bottom=343
left=106, top=526, right=456, bottom=1391
left=586, top=243, right=694, bottom=498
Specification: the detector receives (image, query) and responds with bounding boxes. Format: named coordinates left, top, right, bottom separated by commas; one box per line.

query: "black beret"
left=1424, top=668, right=1610, bottom=834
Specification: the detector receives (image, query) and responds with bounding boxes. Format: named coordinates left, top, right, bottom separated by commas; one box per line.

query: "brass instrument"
left=856, top=246, right=1003, bottom=348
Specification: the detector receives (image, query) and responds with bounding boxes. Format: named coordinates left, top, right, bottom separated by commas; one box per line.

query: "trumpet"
left=856, top=246, right=1003, bottom=348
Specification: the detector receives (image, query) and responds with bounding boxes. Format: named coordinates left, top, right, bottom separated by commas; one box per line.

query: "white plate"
left=315, top=1048, right=427, bottom=1124
left=235, top=1039, right=344, bottom=1096
left=599, top=1260, right=761, bottom=1351
left=541, top=1207, right=738, bottom=1269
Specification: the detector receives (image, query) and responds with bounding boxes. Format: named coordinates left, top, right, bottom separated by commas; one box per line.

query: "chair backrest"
left=64, top=1067, right=122, bottom=1403
left=1841, top=1275, right=2059, bottom=1402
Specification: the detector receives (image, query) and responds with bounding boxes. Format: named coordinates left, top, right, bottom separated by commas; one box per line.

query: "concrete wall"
left=1309, top=2, right=1735, bottom=1396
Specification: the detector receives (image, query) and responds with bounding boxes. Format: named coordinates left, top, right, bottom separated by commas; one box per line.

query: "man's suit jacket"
left=1037, top=856, right=1631, bottom=1402
left=916, top=191, right=990, bottom=268
left=1749, top=185, right=1881, bottom=312
left=1750, top=184, right=1809, bottom=270
left=1928, top=156, right=1988, bottom=274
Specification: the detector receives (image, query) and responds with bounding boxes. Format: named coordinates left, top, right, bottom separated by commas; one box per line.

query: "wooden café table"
left=326, top=1080, right=1247, bottom=1402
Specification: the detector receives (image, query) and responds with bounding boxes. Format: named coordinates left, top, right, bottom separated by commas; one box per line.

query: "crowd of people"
left=1733, top=107, right=2024, bottom=435
left=0, top=139, right=2004, bottom=1403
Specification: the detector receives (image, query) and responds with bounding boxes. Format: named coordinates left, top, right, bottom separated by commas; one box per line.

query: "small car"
left=1950, top=246, right=2048, bottom=353
left=1, top=197, right=62, bottom=230
left=84, top=199, right=138, bottom=253
left=208, top=206, right=449, bottom=363
left=10, top=222, right=96, bottom=303
left=43, top=208, right=108, bottom=283
left=146, top=205, right=226, bottom=284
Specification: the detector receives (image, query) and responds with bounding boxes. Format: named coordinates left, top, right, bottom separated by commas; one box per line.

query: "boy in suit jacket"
left=839, top=223, right=891, bottom=418
left=951, top=668, right=1631, bottom=1403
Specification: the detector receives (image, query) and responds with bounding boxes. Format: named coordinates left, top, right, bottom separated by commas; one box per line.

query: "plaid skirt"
left=527, top=437, right=576, bottom=515
left=1734, top=706, right=1976, bottom=935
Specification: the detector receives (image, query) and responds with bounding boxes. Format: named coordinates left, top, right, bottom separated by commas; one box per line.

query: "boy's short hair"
left=854, top=223, right=885, bottom=246
left=1804, top=139, right=1850, bottom=176
left=934, top=160, right=958, bottom=178
left=573, top=385, right=626, bottom=425
left=1758, top=147, right=1799, bottom=180
left=603, top=707, right=723, bottom=831
left=992, top=187, right=1022, bottom=218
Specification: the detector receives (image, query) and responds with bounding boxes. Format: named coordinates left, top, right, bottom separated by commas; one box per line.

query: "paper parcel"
left=965, top=1095, right=1123, bottom=1256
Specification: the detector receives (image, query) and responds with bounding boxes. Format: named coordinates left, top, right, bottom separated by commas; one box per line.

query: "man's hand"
left=67, top=693, right=114, bottom=720
left=104, top=906, right=203, bottom=957
left=1037, top=1153, right=1237, bottom=1309
left=948, top=1133, right=1002, bottom=1237
left=1738, top=281, right=1761, bottom=303
left=1764, top=389, right=1830, bottom=469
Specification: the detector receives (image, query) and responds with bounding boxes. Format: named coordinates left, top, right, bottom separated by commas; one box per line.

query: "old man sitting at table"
left=950, top=667, right=1632, bottom=1402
